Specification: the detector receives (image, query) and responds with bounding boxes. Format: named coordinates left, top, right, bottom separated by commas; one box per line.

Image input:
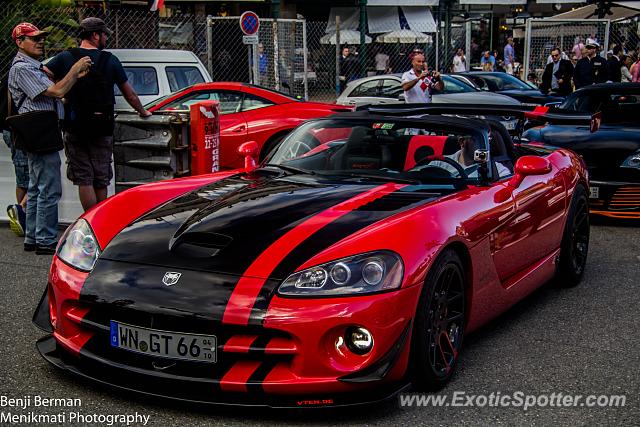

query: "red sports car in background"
left=145, top=82, right=352, bottom=168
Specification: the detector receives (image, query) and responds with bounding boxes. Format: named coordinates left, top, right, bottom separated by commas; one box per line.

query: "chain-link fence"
left=206, top=17, right=307, bottom=100
left=523, top=18, right=611, bottom=81
left=0, top=2, right=207, bottom=81
left=610, top=18, right=640, bottom=64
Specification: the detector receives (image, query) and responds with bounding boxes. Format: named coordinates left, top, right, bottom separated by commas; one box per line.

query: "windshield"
left=440, top=75, right=477, bottom=93
left=265, top=118, right=489, bottom=183
left=473, top=74, right=532, bottom=91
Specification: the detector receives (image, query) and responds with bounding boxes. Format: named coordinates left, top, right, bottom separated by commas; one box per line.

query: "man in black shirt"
left=607, top=45, right=623, bottom=82
left=574, top=41, right=608, bottom=89
left=46, top=17, right=151, bottom=211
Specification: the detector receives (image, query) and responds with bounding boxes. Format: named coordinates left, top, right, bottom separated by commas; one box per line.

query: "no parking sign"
left=240, top=11, right=260, bottom=36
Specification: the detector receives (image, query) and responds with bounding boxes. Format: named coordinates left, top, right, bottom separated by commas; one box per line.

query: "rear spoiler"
left=358, top=104, right=601, bottom=132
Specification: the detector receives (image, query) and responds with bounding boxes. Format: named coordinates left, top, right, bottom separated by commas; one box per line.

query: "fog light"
left=345, top=327, right=373, bottom=355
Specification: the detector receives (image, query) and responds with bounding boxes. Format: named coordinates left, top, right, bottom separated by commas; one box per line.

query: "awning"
left=367, top=0, right=439, bottom=5
left=367, top=6, right=436, bottom=33
left=549, top=2, right=640, bottom=20
left=459, top=0, right=526, bottom=4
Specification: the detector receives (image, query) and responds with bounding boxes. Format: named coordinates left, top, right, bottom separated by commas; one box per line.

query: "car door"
left=343, top=79, right=384, bottom=107
left=492, top=161, right=567, bottom=282
left=156, top=89, right=247, bottom=169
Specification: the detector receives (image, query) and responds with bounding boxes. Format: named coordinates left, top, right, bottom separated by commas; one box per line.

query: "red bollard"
left=189, top=100, right=220, bottom=175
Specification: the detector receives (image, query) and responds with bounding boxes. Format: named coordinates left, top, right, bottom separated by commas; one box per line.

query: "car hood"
left=97, top=172, right=443, bottom=279
left=434, top=92, right=521, bottom=105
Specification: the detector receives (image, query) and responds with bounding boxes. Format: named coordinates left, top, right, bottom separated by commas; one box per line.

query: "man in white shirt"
left=452, top=48, right=467, bottom=72
left=401, top=53, right=443, bottom=104
left=375, top=50, right=389, bottom=75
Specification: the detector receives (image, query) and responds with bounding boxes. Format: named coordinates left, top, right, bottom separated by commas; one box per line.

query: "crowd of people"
left=2, top=18, right=150, bottom=254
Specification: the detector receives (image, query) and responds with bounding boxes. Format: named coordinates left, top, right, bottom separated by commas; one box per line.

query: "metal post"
left=435, top=15, right=440, bottom=71
left=206, top=15, right=213, bottom=79
left=523, top=18, right=531, bottom=82
left=359, top=0, right=367, bottom=78
left=465, top=20, right=471, bottom=71
left=443, top=0, right=452, bottom=72
left=335, top=16, right=341, bottom=96
left=302, top=20, right=309, bottom=100
left=253, top=43, right=259, bottom=86
left=273, top=20, right=280, bottom=91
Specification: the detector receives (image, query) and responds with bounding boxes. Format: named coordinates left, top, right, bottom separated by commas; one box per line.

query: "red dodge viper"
left=34, top=105, right=591, bottom=407
left=145, top=82, right=352, bottom=168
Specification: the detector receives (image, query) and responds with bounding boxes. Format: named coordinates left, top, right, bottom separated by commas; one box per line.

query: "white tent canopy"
left=376, top=29, right=433, bottom=43
left=320, top=30, right=372, bottom=45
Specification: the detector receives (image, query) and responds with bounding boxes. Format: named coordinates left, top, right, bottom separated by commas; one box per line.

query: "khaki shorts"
left=63, top=133, right=113, bottom=187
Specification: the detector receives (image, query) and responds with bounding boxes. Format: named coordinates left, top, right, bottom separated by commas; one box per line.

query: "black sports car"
left=452, top=72, right=564, bottom=106
left=523, top=83, right=640, bottom=219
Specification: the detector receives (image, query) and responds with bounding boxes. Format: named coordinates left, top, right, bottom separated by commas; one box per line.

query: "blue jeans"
left=25, top=151, right=62, bottom=247
left=2, top=130, right=29, bottom=189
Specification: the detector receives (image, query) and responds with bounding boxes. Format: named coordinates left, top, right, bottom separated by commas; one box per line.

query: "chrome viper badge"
left=162, top=272, right=182, bottom=286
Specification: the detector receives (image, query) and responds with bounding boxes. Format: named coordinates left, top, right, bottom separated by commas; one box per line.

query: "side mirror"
left=238, top=141, right=259, bottom=173
left=508, top=155, right=551, bottom=188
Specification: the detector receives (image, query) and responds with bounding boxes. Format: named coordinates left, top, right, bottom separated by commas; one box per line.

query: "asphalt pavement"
left=0, top=221, right=638, bottom=426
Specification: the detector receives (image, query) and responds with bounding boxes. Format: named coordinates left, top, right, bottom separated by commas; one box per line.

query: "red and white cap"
left=12, top=22, right=48, bottom=41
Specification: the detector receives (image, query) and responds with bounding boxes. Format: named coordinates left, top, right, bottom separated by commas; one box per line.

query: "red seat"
left=404, top=135, right=448, bottom=170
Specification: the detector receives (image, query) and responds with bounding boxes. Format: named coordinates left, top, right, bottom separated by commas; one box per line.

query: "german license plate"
left=589, top=186, right=600, bottom=199
left=501, top=120, right=516, bottom=131
left=110, top=321, right=217, bottom=363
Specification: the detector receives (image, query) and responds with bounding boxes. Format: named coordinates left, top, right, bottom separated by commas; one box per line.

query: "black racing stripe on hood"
left=99, top=175, right=376, bottom=277
left=246, top=189, right=440, bottom=325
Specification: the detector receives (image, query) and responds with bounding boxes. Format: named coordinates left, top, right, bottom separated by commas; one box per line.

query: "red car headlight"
left=278, top=251, right=403, bottom=297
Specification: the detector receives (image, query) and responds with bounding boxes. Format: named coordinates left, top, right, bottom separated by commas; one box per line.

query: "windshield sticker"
left=372, top=123, right=394, bottom=130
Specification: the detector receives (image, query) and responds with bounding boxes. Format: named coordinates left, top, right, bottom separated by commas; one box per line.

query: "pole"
left=302, top=20, right=309, bottom=100
left=335, top=16, right=341, bottom=96
left=443, top=0, right=452, bottom=72
left=273, top=20, right=280, bottom=91
left=359, top=0, right=367, bottom=78
left=206, top=16, right=213, bottom=79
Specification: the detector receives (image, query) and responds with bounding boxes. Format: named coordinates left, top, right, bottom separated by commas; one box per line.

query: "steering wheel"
left=285, top=140, right=313, bottom=160
left=413, top=155, right=469, bottom=179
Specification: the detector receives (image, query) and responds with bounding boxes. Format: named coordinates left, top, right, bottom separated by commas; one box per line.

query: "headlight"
left=621, top=151, right=640, bottom=169
left=278, top=251, right=403, bottom=297
left=57, top=219, right=101, bottom=272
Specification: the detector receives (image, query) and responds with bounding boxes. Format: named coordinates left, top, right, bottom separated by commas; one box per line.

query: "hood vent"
left=169, top=232, right=233, bottom=258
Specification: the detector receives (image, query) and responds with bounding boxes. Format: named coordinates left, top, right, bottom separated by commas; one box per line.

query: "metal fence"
left=0, top=3, right=208, bottom=81
left=523, top=18, right=611, bottom=81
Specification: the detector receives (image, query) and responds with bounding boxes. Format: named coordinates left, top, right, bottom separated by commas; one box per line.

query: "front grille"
left=609, top=185, right=640, bottom=211
left=64, top=300, right=295, bottom=381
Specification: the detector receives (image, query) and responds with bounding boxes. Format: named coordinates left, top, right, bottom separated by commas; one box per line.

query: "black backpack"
left=64, top=48, right=114, bottom=136
left=0, top=75, right=15, bottom=131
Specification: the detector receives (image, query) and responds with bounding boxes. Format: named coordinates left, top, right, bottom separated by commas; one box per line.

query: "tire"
left=410, top=249, right=466, bottom=391
left=556, top=184, right=590, bottom=287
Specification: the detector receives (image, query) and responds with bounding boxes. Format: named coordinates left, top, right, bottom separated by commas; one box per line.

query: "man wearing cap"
left=573, top=41, right=608, bottom=89
left=8, top=23, right=91, bottom=254
left=45, top=17, right=151, bottom=212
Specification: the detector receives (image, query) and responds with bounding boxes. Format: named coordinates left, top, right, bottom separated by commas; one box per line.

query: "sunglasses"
left=22, top=35, right=46, bottom=42
left=551, top=54, right=560, bottom=58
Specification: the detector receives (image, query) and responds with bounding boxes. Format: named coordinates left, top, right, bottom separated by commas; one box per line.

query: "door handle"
left=232, top=125, right=246, bottom=133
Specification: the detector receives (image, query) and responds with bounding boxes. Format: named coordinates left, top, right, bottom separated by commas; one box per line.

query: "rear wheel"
left=557, top=184, right=589, bottom=287
left=411, top=249, right=465, bottom=391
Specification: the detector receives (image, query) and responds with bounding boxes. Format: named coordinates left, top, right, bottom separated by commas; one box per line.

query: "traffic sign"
left=242, top=35, right=259, bottom=45
left=239, top=11, right=260, bottom=36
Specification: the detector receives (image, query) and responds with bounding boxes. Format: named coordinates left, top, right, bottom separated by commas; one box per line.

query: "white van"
left=109, top=49, right=212, bottom=110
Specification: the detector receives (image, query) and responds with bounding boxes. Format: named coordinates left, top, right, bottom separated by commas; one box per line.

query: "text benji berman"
left=1, top=396, right=81, bottom=410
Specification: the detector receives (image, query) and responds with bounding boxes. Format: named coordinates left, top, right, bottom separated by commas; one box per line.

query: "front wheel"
left=410, top=249, right=466, bottom=391
left=556, top=184, right=590, bottom=287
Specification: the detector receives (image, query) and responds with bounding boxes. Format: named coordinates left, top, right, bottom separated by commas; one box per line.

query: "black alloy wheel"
left=411, top=249, right=465, bottom=391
